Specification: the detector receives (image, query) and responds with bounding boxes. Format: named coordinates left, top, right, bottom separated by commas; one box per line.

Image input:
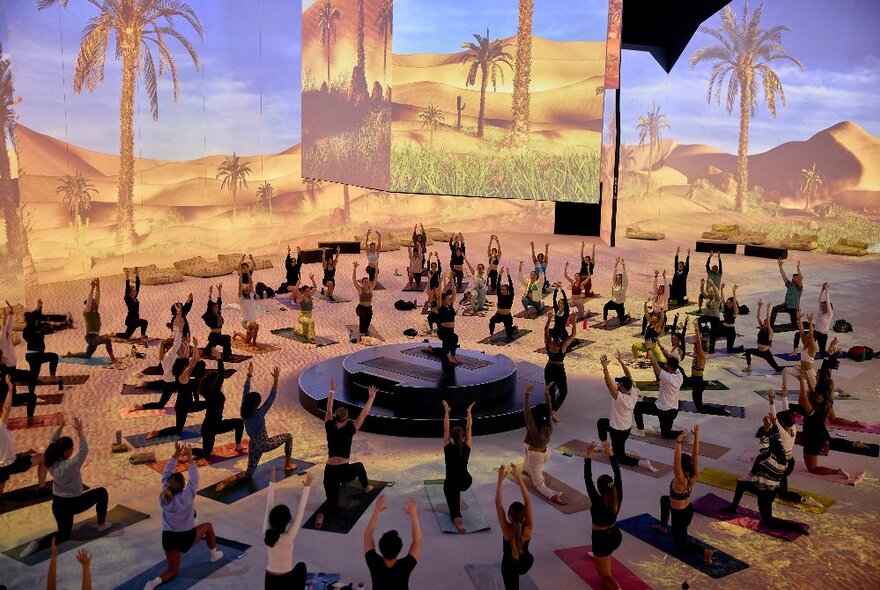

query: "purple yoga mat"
left=693, top=492, right=809, bottom=541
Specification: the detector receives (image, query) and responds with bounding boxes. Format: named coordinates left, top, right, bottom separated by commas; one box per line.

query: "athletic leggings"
left=488, top=269, right=499, bottom=292
left=116, top=318, right=148, bottom=339
left=26, top=350, right=58, bottom=395
left=296, top=312, right=316, bottom=340
left=245, top=432, right=292, bottom=479
left=709, top=324, right=739, bottom=353
left=356, top=304, right=373, bottom=336
left=206, top=332, right=232, bottom=360
left=728, top=480, right=802, bottom=531
left=438, top=326, right=459, bottom=357
left=0, top=378, right=37, bottom=419
left=659, top=497, right=695, bottom=553
left=597, top=418, right=640, bottom=467
left=70, top=333, right=113, bottom=359
left=36, top=488, right=109, bottom=550
left=443, top=472, right=473, bottom=521
left=770, top=304, right=798, bottom=328
left=745, top=348, right=782, bottom=372
left=544, top=362, right=567, bottom=411
left=777, top=458, right=802, bottom=503
left=633, top=401, right=679, bottom=438
left=452, top=269, right=464, bottom=290
left=603, top=301, right=626, bottom=324
left=794, top=330, right=828, bottom=357
left=193, top=418, right=244, bottom=459
left=521, top=296, right=543, bottom=314
left=265, top=562, right=307, bottom=590
left=427, top=311, right=439, bottom=333
left=152, top=399, right=208, bottom=439
left=489, top=313, right=515, bottom=339
left=501, top=544, right=534, bottom=590
left=322, top=462, right=369, bottom=515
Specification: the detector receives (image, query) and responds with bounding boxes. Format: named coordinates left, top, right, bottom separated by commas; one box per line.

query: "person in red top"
left=364, top=495, right=422, bottom=590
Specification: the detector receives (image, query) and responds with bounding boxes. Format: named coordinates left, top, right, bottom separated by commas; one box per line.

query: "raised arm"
left=465, top=401, right=474, bottom=447
left=353, top=385, right=377, bottom=431
left=495, top=466, right=509, bottom=532
left=405, top=496, right=422, bottom=560
left=562, top=320, right=578, bottom=351
left=512, top=463, right=533, bottom=527
left=583, top=442, right=600, bottom=503
left=325, top=378, right=336, bottom=422
left=820, top=282, right=830, bottom=307
left=600, top=355, right=618, bottom=399
left=84, top=282, right=95, bottom=313
left=706, top=254, right=713, bottom=274
left=363, top=495, right=385, bottom=553
left=648, top=345, right=662, bottom=379
left=731, top=285, right=739, bottom=316
left=530, top=241, right=537, bottom=264
left=352, top=262, right=362, bottom=292
left=691, top=425, right=700, bottom=475
left=563, top=262, right=572, bottom=284
left=778, top=258, right=789, bottom=284
left=755, top=300, right=764, bottom=329
left=376, top=231, right=382, bottom=252
left=178, top=337, right=201, bottom=383
left=442, top=400, right=451, bottom=445
left=496, top=236, right=502, bottom=259
left=673, top=430, right=687, bottom=481
left=257, top=367, right=281, bottom=418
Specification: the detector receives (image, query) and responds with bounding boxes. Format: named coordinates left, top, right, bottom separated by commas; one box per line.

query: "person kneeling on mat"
left=264, top=467, right=315, bottom=589
left=522, top=384, right=566, bottom=506
left=488, top=269, right=517, bottom=342
left=364, top=496, right=422, bottom=590
left=633, top=354, right=683, bottom=439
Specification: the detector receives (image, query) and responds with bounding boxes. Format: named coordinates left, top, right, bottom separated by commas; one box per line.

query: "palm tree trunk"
left=343, top=183, right=350, bottom=223
left=0, top=146, right=22, bottom=259
left=736, top=77, right=752, bottom=213
left=646, top=143, right=653, bottom=196
left=326, top=40, right=331, bottom=85
left=477, top=64, right=488, bottom=139
left=232, top=186, right=237, bottom=228
left=383, top=34, right=388, bottom=80
left=117, top=46, right=137, bottom=248
left=511, top=0, right=534, bottom=140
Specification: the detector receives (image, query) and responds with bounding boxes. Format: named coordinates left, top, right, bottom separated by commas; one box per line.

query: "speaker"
left=554, top=202, right=601, bottom=236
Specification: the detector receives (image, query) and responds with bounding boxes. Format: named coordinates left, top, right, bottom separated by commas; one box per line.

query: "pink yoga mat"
left=554, top=545, right=651, bottom=590
left=737, top=450, right=865, bottom=486
left=790, top=414, right=880, bottom=434
left=693, top=493, right=809, bottom=541
left=7, top=413, right=63, bottom=431
left=144, top=441, right=250, bottom=474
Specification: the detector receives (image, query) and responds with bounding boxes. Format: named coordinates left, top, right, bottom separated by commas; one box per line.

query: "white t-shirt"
left=241, top=296, right=257, bottom=324
left=0, top=423, right=16, bottom=468
left=610, top=387, right=639, bottom=431
left=0, top=314, right=15, bottom=367
left=656, top=369, right=684, bottom=411
left=264, top=481, right=310, bottom=574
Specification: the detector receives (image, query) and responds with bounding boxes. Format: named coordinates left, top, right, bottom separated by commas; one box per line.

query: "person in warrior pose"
left=584, top=441, right=626, bottom=590
left=793, top=282, right=832, bottom=357
left=321, top=246, right=340, bottom=301
left=487, top=235, right=502, bottom=294
left=202, top=284, right=232, bottom=361
left=290, top=275, right=319, bottom=344
left=579, top=242, right=596, bottom=296
left=488, top=269, right=518, bottom=342
left=282, top=245, right=303, bottom=295
left=496, top=463, right=535, bottom=590
left=449, top=234, right=467, bottom=291
left=66, top=279, right=119, bottom=364
left=191, top=354, right=243, bottom=461
left=709, top=284, right=743, bottom=354
left=462, top=257, right=489, bottom=315
left=670, top=247, right=690, bottom=304
left=642, top=269, right=668, bottom=335
left=744, top=300, right=784, bottom=373
left=519, top=261, right=545, bottom=317
left=365, top=230, right=382, bottom=283
left=353, top=262, right=379, bottom=341
left=543, top=310, right=578, bottom=416
left=412, top=222, right=428, bottom=272
left=564, top=262, right=592, bottom=321
left=521, top=384, right=566, bottom=506
left=364, top=496, right=422, bottom=590
left=770, top=258, right=803, bottom=328
left=115, top=267, right=148, bottom=341
left=530, top=241, right=551, bottom=295
left=263, top=468, right=315, bottom=590
left=406, top=242, right=425, bottom=291
left=238, top=254, right=256, bottom=298
left=422, top=278, right=461, bottom=366
left=232, top=282, right=261, bottom=347
left=698, top=251, right=722, bottom=312
left=20, top=299, right=59, bottom=423
left=441, top=400, right=474, bottom=534
left=602, top=258, right=629, bottom=326
left=0, top=375, right=48, bottom=497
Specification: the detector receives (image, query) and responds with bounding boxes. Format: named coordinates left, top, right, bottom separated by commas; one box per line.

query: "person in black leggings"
left=550, top=287, right=570, bottom=340
left=709, top=284, right=743, bottom=354
left=686, top=321, right=731, bottom=416
left=489, top=269, right=517, bottom=341
left=145, top=339, right=207, bottom=441
left=281, top=245, right=304, bottom=295
left=191, top=357, right=244, bottom=459
left=496, top=464, right=534, bottom=590
left=744, top=299, right=784, bottom=373
left=670, top=247, right=690, bottom=304
left=22, top=300, right=59, bottom=421
left=423, top=283, right=461, bottom=366
left=583, top=440, right=623, bottom=590
left=441, top=400, right=474, bottom=534
left=487, top=235, right=502, bottom=293
left=543, top=310, right=578, bottom=415
left=115, top=268, right=148, bottom=340
left=353, top=262, right=378, bottom=340
left=449, top=235, right=466, bottom=291
left=321, top=246, right=340, bottom=301
left=654, top=426, right=704, bottom=559
left=202, top=284, right=232, bottom=361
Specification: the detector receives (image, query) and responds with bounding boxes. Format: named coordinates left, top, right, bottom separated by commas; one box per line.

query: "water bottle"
left=57, top=376, right=64, bottom=391
left=131, top=344, right=137, bottom=358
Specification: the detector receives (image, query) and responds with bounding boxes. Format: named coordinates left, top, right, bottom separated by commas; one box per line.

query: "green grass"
left=390, top=144, right=600, bottom=203
left=304, top=108, right=390, bottom=188
left=744, top=207, right=880, bottom=250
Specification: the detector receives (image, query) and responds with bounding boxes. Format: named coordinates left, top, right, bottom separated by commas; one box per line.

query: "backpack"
left=394, top=299, right=417, bottom=311
left=848, top=346, right=874, bottom=362
left=833, top=319, right=853, bottom=333
left=738, top=304, right=750, bottom=315
left=403, top=328, right=418, bottom=338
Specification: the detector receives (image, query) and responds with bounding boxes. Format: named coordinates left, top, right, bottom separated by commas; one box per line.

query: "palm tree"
left=619, top=144, right=637, bottom=178
left=318, top=0, right=342, bottom=86
left=376, top=0, right=393, bottom=81
left=418, top=104, right=445, bottom=148
left=38, top=0, right=203, bottom=248
left=343, top=183, right=351, bottom=224
left=305, top=177, right=323, bottom=207
left=511, top=0, right=534, bottom=141
left=256, top=181, right=273, bottom=216
left=216, top=153, right=252, bottom=228
left=56, top=171, right=96, bottom=245
left=459, top=29, right=513, bottom=139
left=636, top=102, right=670, bottom=191
left=800, top=163, right=823, bottom=211
left=690, top=1, right=802, bottom=213
left=0, top=43, right=26, bottom=260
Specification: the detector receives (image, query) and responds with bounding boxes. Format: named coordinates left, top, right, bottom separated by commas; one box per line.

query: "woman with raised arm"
left=744, top=300, right=783, bottom=373
left=550, top=285, right=570, bottom=339
left=290, top=274, right=318, bottom=344
left=0, top=375, right=48, bottom=497
left=782, top=311, right=819, bottom=390
left=564, top=262, right=591, bottom=321
left=20, top=416, right=111, bottom=558
left=46, top=541, right=92, bottom=590
left=487, top=235, right=502, bottom=293
left=232, top=282, right=261, bottom=346
left=422, top=279, right=461, bottom=366
left=316, top=382, right=378, bottom=529
left=406, top=242, right=425, bottom=291
left=584, top=440, right=624, bottom=590
left=488, top=269, right=517, bottom=342
left=283, top=245, right=304, bottom=295
left=602, top=258, right=629, bottom=326
left=364, top=229, right=382, bottom=283
left=449, top=234, right=467, bottom=291
left=412, top=222, right=428, bottom=271
left=522, top=384, right=565, bottom=505
left=462, top=256, right=489, bottom=315
left=353, top=261, right=379, bottom=341
left=363, top=496, right=422, bottom=589
left=699, top=252, right=722, bottom=311
left=425, top=259, right=445, bottom=336
left=653, top=426, right=701, bottom=556
left=237, top=254, right=256, bottom=298
left=19, top=299, right=58, bottom=424
left=518, top=261, right=544, bottom=317
left=143, top=443, right=223, bottom=590
left=264, top=467, right=315, bottom=589
left=794, top=282, right=832, bottom=356
left=641, top=269, right=668, bottom=335
left=442, top=400, right=474, bottom=534
left=579, top=241, right=596, bottom=288
left=530, top=241, right=551, bottom=295
left=698, top=278, right=721, bottom=336
left=670, top=247, right=690, bottom=304
left=215, top=366, right=295, bottom=491
left=191, top=355, right=244, bottom=460
left=144, top=336, right=207, bottom=441
left=202, top=284, right=232, bottom=361
left=658, top=314, right=685, bottom=362
left=115, top=267, right=149, bottom=341
left=708, top=283, right=742, bottom=354
left=321, top=246, right=340, bottom=301
left=66, top=279, right=119, bottom=363
left=544, top=310, right=578, bottom=414
left=496, top=463, right=535, bottom=590
left=631, top=300, right=665, bottom=363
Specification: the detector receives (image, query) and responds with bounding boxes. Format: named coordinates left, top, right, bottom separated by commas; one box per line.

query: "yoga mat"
left=110, top=336, right=163, bottom=347
left=59, top=356, right=114, bottom=367
left=513, top=309, right=544, bottom=320
left=477, top=328, right=532, bottom=346
left=737, top=450, right=865, bottom=486
left=304, top=572, right=343, bottom=590
left=770, top=322, right=802, bottom=333
left=25, top=393, right=65, bottom=406
left=753, top=389, right=859, bottom=403
left=636, top=379, right=729, bottom=392
left=199, top=350, right=252, bottom=364
left=455, top=282, right=469, bottom=294
left=137, top=366, right=237, bottom=378
left=345, top=325, right=386, bottom=342
left=698, top=467, right=834, bottom=513
left=507, top=471, right=590, bottom=515
left=693, top=493, right=809, bottom=541
left=797, top=432, right=879, bottom=458
left=593, top=317, right=638, bottom=331
left=120, top=382, right=165, bottom=395
left=197, top=456, right=315, bottom=505
left=118, top=406, right=175, bottom=419
left=616, top=513, right=749, bottom=578
left=667, top=300, right=693, bottom=311
left=302, top=480, right=390, bottom=534
left=270, top=328, right=338, bottom=347
left=556, top=439, right=673, bottom=479
left=464, top=564, right=538, bottom=590
left=277, top=297, right=300, bottom=310
left=145, top=442, right=250, bottom=475
left=724, top=366, right=780, bottom=378
left=554, top=546, right=652, bottom=590
left=373, top=281, right=387, bottom=291
left=35, top=374, right=89, bottom=386
left=401, top=284, right=426, bottom=292
left=113, top=536, right=250, bottom=590
left=316, top=293, right=351, bottom=303
left=4, top=505, right=150, bottom=565
left=231, top=341, right=281, bottom=354
left=7, top=412, right=63, bottom=430
left=424, top=479, right=491, bottom=534
left=638, top=396, right=745, bottom=419
left=0, top=482, right=79, bottom=516
left=124, top=424, right=202, bottom=448
left=638, top=431, right=731, bottom=459
left=532, top=338, right=594, bottom=355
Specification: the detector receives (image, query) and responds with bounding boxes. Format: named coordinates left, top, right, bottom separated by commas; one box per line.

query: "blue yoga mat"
left=59, top=356, right=112, bottom=366
left=125, top=425, right=202, bottom=448
left=617, top=513, right=749, bottom=578
left=113, top=537, right=250, bottom=589
left=197, top=456, right=316, bottom=505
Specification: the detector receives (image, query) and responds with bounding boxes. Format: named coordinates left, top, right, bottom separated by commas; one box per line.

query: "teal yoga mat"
left=113, top=537, right=250, bottom=589
left=424, top=479, right=490, bottom=534
left=125, top=425, right=202, bottom=448
left=197, top=456, right=316, bottom=505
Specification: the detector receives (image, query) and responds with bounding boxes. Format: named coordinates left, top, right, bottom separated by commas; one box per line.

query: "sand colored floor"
left=2, top=232, right=879, bottom=589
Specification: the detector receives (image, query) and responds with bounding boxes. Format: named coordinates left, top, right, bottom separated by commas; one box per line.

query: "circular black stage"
left=298, top=343, right=545, bottom=437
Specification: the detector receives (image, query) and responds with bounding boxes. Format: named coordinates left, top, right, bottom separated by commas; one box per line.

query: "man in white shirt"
left=596, top=353, right=657, bottom=472
left=633, top=352, right=684, bottom=439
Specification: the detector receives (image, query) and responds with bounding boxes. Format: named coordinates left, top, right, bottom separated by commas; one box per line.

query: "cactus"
left=456, top=95, right=466, bottom=130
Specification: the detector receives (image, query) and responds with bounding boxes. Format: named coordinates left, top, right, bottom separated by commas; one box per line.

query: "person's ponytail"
left=264, top=528, right=281, bottom=547
left=162, top=472, right=185, bottom=505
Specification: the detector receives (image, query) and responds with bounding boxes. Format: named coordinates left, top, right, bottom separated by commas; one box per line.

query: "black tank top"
left=547, top=348, right=566, bottom=363
left=723, top=307, right=736, bottom=324
left=438, top=305, right=455, bottom=324
left=757, top=327, right=772, bottom=346
left=326, top=420, right=356, bottom=458
left=444, top=442, right=471, bottom=480
left=503, top=536, right=531, bottom=562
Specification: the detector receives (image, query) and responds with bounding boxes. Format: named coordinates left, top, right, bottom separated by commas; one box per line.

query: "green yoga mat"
left=424, top=479, right=491, bottom=534
left=302, top=480, right=390, bottom=534
left=699, top=467, right=834, bottom=514
left=197, top=456, right=316, bottom=505
left=636, top=379, right=729, bottom=391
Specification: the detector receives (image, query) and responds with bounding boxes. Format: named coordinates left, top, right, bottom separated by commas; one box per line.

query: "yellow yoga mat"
left=699, top=467, right=834, bottom=514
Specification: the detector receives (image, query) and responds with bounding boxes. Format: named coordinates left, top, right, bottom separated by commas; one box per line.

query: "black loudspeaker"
left=554, top=202, right=601, bottom=236
left=695, top=240, right=738, bottom=254
left=744, top=244, right=788, bottom=259
left=317, top=241, right=361, bottom=254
